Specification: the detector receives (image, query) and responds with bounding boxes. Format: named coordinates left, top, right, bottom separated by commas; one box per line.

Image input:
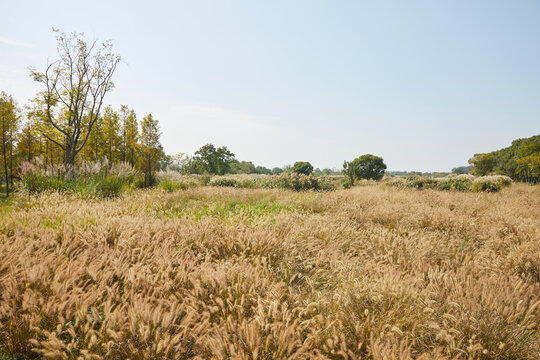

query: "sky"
left=1, top=0, right=539, bottom=172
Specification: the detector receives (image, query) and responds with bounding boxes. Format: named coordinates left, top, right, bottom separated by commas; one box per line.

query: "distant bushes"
left=209, top=173, right=337, bottom=191
left=155, top=170, right=198, bottom=191
left=155, top=172, right=339, bottom=192
left=262, top=173, right=336, bottom=191
left=20, top=158, right=138, bottom=198
left=384, top=174, right=512, bottom=193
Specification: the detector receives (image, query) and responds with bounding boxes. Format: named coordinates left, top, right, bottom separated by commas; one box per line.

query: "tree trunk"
left=1, top=115, right=9, bottom=197
left=9, top=129, right=13, bottom=187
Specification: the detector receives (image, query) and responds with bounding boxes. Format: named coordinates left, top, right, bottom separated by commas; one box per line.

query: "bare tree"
left=31, top=29, right=121, bottom=167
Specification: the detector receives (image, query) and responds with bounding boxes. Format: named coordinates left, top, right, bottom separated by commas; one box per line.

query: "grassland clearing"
left=0, top=184, right=539, bottom=359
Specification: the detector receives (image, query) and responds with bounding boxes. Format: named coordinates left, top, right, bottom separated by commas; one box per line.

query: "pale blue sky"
left=1, top=0, right=539, bottom=171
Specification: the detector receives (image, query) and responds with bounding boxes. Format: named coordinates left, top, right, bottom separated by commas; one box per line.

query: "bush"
left=436, top=178, right=472, bottom=191
left=262, top=173, right=336, bottom=191
left=471, top=176, right=512, bottom=193
left=406, top=177, right=439, bottom=190
left=95, top=175, right=127, bottom=198
left=157, top=179, right=183, bottom=192
left=471, top=179, right=501, bottom=193
left=340, top=177, right=353, bottom=189
left=383, top=174, right=511, bottom=193
left=209, top=177, right=240, bottom=188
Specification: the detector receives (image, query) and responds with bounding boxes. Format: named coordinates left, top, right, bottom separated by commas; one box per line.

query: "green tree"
left=451, top=166, right=471, bottom=175
left=468, top=153, right=497, bottom=176
left=345, top=154, right=387, bottom=183
left=16, top=118, right=40, bottom=163
left=30, top=29, right=120, bottom=166
left=139, top=114, right=162, bottom=186
left=0, top=93, right=19, bottom=196
left=102, top=106, right=121, bottom=162
left=467, top=135, right=539, bottom=181
left=230, top=160, right=256, bottom=174
left=192, top=144, right=235, bottom=175
left=120, top=105, right=138, bottom=165
left=292, top=161, right=313, bottom=175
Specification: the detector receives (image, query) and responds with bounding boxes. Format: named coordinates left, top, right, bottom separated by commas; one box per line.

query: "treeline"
left=0, top=92, right=163, bottom=195
left=0, top=30, right=166, bottom=197
left=162, top=143, right=341, bottom=177
left=468, top=135, right=540, bottom=183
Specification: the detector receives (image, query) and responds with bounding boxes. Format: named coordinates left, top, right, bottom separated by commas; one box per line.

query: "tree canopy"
left=30, top=29, right=121, bottom=166
left=189, top=144, right=235, bottom=175
left=468, top=135, right=540, bottom=183
left=292, top=161, right=313, bottom=175
left=343, top=154, right=386, bottom=183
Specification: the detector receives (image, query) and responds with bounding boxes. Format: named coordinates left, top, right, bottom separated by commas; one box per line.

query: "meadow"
left=0, top=183, right=539, bottom=359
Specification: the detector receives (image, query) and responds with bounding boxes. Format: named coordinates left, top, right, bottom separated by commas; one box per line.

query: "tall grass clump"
left=262, top=173, right=337, bottom=191
left=20, top=157, right=137, bottom=198
left=156, top=170, right=198, bottom=191
left=204, top=174, right=338, bottom=191
left=385, top=174, right=512, bottom=193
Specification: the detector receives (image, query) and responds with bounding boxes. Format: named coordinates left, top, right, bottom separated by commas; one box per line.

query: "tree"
left=468, top=153, right=497, bottom=176
left=102, top=106, right=121, bottom=162
left=345, top=154, right=386, bottom=183
left=119, top=105, right=138, bottom=165
left=516, top=155, right=540, bottom=183
left=230, top=160, right=256, bottom=174
left=467, top=135, right=539, bottom=181
left=16, top=118, right=40, bottom=163
left=342, top=161, right=355, bottom=184
left=292, top=161, right=313, bottom=175
left=192, top=144, right=235, bottom=175
left=451, top=166, right=471, bottom=175
left=0, top=93, right=19, bottom=196
left=140, top=114, right=162, bottom=187
left=30, top=29, right=121, bottom=167
left=271, top=167, right=283, bottom=175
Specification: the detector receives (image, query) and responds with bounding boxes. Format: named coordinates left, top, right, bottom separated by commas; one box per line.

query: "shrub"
left=471, top=179, right=501, bottom=193
left=157, top=179, right=182, bottom=192
left=155, top=170, right=198, bottom=192
left=95, top=174, right=127, bottom=198
left=340, top=177, right=353, bottom=189
left=406, top=177, right=440, bottom=190
left=436, top=178, right=472, bottom=191
left=209, top=177, right=240, bottom=188
left=262, top=173, right=336, bottom=191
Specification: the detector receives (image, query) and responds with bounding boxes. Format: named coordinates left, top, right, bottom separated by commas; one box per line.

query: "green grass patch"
left=153, top=194, right=293, bottom=221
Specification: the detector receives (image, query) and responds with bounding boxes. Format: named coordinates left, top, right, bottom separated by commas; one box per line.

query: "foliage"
left=468, top=135, right=540, bottom=183
left=291, top=161, right=313, bottom=175
left=139, top=114, right=162, bottom=187
left=20, top=158, right=137, bottom=198
left=188, top=144, right=235, bottom=175
left=384, top=175, right=512, bottom=193
left=344, top=154, right=387, bottom=184
left=451, top=166, right=471, bottom=175
left=0, top=184, right=539, bottom=359
left=30, top=29, right=121, bottom=166
left=209, top=177, right=241, bottom=188
left=0, top=92, right=19, bottom=197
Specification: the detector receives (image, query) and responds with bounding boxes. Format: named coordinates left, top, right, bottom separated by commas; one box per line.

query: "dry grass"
left=0, top=184, right=539, bottom=359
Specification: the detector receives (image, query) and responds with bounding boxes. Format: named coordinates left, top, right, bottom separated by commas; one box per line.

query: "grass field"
left=1, top=184, right=539, bottom=359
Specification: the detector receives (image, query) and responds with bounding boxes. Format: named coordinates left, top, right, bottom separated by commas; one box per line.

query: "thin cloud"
left=0, top=36, right=34, bottom=48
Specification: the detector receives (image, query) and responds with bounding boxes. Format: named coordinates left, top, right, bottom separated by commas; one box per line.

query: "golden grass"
left=1, top=184, right=539, bottom=359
